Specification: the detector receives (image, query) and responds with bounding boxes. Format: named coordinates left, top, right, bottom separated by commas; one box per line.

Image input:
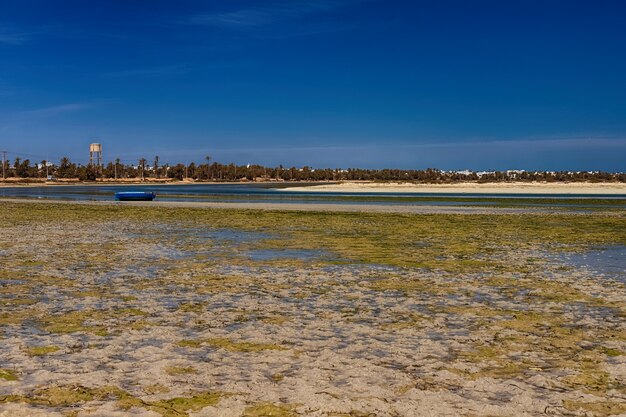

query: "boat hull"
left=114, top=192, right=156, bottom=201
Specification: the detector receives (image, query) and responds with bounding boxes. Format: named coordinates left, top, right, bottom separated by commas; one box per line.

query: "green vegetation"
left=130, top=192, right=626, bottom=209
left=37, top=308, right=149, bottom=336
left=5, top=151, right=625, bottom=182
left=164, top=366, right=197, bottom=376
left=242, top=403, right=298, bottom=417
left=0, top=368, right=18, bottom=381
left=0, top=385, right=224, bottom=417
left=176, top=337, right=286, bottom=352
left=148, top=393, right=223, bottom=416
left=0, top=202, right=625, bottom=415
left=563, top=400, right=626, bottom=417
left=26, top=345, right=60, bottom=356
left=2, top=202, right=624, bottom=273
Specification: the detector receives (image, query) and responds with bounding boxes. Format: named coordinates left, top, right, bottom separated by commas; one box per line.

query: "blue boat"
left=114, top=191, right=156, bottom=201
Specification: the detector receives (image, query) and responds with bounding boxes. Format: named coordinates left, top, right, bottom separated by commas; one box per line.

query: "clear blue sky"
left=1, top=0, right=625, bottom=170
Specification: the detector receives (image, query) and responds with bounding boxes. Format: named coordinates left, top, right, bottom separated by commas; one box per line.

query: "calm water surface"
left=1, top=183, right=625, bottom=208
left=560, top=246, right=626, bottom=283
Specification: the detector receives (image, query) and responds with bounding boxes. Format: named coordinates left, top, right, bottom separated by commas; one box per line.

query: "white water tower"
left=89, top=143, right=102, bottom=167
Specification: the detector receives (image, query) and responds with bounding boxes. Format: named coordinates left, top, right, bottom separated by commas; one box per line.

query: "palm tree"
left=205, top=155, right=211, bottom=180
left=139, top=158, right=146, bottom=181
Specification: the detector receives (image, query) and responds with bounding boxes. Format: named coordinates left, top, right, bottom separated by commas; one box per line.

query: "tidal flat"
left=0, top=202, right=625, bottom=417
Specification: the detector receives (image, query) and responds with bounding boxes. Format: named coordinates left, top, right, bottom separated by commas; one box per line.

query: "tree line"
left=1, top=155, right=625, bottom=182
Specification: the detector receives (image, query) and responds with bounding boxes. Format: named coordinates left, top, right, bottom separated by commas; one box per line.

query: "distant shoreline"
left=1, top=179, right=626, bottom=194
left=281, top=181, right=626, bottom=195
left=0, top=179, right=290, bottom=188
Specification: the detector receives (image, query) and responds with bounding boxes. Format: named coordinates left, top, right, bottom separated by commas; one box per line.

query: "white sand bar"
left=281, top=181, right=626, bottom=194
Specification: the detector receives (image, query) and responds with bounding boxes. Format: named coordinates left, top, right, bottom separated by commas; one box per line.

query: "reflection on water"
left=559, top=246, right=626, bottom=282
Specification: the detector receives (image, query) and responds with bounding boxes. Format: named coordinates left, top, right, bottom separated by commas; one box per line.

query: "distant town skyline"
left=1, top=1, right=626, bottom=170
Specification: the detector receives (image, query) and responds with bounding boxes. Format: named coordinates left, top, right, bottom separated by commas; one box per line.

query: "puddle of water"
left=246, top=249, right=329, bottom=261
left=200, top=229, right=271, bottom=243
left=559, top=246, right=626, bottom=282
left=144, top=246, right=188, bottom=260
left=0, top=279, right=25, bottom=286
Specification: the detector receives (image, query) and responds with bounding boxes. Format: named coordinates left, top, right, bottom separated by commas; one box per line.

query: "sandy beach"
left=1, top=201, right=625, bottom=417
left=283, top=181, right=626, bottom=194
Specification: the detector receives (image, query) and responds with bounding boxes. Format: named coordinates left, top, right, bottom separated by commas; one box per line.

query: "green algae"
left=0, top=368, right=18, bottom=381
left=148, top=393, right=223, bottom=416
left=242, top=403, right=298, bottom=417
left=379, top=312, right=426, bottom=330
left=0, top=384, right=224, bottom=417
left=165, top=366, right=197, bottom=376
left=600, top=347, right=624, bottom=357
left=259, top=315, right=291, bottom=325
left=447, top=307, right=625, bottom=391
left=1, top=201, right=625, bottom=411
left=176, top=337, right=286, bottom=353
left=562, top=400, right=626, bottom=417
left=176, top=339, right=204, bottom=348
left=0, top=308, right=37, bottom=326
left=0, top=297, right=37, bottom=306
left=368, top=276, right=449, bottom=294
left=270, top=373, right=284, bottom=382
left=3, top=202, right=625, bottom=273
left=34, top=386, right=98, bottom=407
left=26, top=345, right=60, bottom=356
left=37, top=308, right=149, bottom=336
left=143, top=384, right=171, bottom=395
left=177, top=302, right=208, bottom=313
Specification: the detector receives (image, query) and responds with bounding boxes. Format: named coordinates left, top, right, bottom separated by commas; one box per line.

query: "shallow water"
left=246, top=249, right=329, bottom=261
left=0, top=279, right=25, bottom=286
left=196, top=228, right=271, bottom=244
left=559, top=246, right=626, bottom=282
left=1, top=183, right=625, bottom=208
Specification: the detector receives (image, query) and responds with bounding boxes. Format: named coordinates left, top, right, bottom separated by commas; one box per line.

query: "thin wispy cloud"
left=16, top=103, right=93, bottom=119
left=0, top=103, right=96, bottom=134
left=103, top=65, right=188, bottom=78
left=183, top=1, right=354, bottom=28
left=0, top=27, right=33, bottom=45
left=190, top=9, right=271, bottom=27
left=131, top=136, right=626, bottom=161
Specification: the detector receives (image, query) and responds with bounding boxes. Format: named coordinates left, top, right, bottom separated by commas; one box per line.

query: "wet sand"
left=0, top=202, right=625, bottom=417
left=0, top=197, right=608, bottom=215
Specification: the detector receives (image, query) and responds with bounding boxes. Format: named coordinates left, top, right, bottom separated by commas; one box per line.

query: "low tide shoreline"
left=283, top=181, right=626, bottom=194
left=1, top=201, right=625, bottom=416
left=0, top=197, right=581, bottom=215
left=2, top=198, right=624, bottom=216
left=1, top=180, right=625, bottom=194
